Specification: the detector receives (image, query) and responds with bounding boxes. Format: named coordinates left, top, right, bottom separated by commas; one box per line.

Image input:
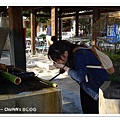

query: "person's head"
left=48, top=40, right=78, bottom=66
left=48, top=40, right=88, bottom=67
left=51, top=36, right=58, bottom=43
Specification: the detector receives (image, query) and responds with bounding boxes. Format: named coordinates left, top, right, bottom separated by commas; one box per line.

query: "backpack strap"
left=73, top=46, right=91, bottom=53
left=73, top=47, right=81, bottom=53
left=73, top=46, right=102, bottom=83
left=73, top=46, right=102, bottom=69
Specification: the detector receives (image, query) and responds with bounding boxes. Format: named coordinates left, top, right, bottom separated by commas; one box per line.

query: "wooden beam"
left=61, top=12, right=92, bottom=18
left=61, top=9, right=120, bottom=18
left=30, top=9, right=36, bottom=55
left=8, top=6, right=26, bottom=70
left=22, top=6, right=43, bottom=11
left=23, top=13, right=50, bottom=18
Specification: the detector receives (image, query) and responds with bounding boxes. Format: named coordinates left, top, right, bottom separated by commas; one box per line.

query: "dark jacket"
left=68, top=49, right=109, bottom=100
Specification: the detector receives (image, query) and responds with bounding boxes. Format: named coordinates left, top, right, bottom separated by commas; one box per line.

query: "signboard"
left=106, top=24, right=120, bottom=43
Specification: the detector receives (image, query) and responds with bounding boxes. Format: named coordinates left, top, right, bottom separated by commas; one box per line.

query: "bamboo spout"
left=1, top=71, right=21, bottom=85
left=35, top=77, right=58, bottom=88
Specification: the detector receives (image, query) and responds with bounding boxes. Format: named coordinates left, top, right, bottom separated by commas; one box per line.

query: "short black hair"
left=51, top=36, right=57, bottom=43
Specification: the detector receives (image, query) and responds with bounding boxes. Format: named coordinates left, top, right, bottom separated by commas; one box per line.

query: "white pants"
left=46, top=35, right=53, bottom=47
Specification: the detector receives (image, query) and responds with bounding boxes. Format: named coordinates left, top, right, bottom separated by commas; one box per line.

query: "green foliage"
left=116, top=49, right=120, bottom=54
left=26, top=28, right=31, bottom=37
left=39, top=34, right=46, bottom=40
left=79, top=18, right=90, bottom=28
left=107, top=53, right=120, bottom=82
left=92, top=17, right=120, bottom=33
left=107, top=53, right=120, bottom=66
left=38, top=17, right=49, bottom=23
left=79, top=17, right=91, bottom=34
left=36, top=13, right=50, bottom=23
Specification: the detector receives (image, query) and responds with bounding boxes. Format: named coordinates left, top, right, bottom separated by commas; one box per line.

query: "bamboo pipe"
left=35, top=77, right=58, bottom=88
left=1, top=71, right=21, bottom=85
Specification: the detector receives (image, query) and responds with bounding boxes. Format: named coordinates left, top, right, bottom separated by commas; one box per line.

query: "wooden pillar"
left=92, top=8, right=100, bottom=45
left=51, top=6, right=58, bottom=37
left=8, top=6, right=26, bottom=70
left=75, top=11, right=79, bottom=37
left=58, top=8, right=62, bottom=40
left=30, top=9, right=36, bottom=55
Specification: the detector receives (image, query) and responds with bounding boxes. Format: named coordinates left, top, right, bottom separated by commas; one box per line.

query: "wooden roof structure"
left=1, top=6, right=120, bottom=17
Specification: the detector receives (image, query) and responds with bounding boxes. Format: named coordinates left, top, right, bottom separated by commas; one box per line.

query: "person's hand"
left=53, top=62, right=65, bottom=69
left=53, top=62, right=70, bottom=73
left=59, top=68, right=65, bottom=74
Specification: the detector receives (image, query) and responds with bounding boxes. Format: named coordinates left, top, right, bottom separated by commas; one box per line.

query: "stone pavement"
left=0, top=51, right=82, bottom=114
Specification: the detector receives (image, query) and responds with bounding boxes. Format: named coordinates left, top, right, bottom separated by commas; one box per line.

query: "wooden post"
left=75, top=11, right=79, bottom=37
left=30, top=9, right=36, bottom=55
left=58, top=8, right=62, bottom=40
left=92, top=8, right=100, bottom=45
left=8, top=6, right=26, bottom=70
left=51, top=6, right=58, bottom=37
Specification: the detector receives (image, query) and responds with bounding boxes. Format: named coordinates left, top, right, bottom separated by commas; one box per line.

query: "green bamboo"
left=1, top=71, right=21, bottom=85
left=35, top=77, right=58, bottom=88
